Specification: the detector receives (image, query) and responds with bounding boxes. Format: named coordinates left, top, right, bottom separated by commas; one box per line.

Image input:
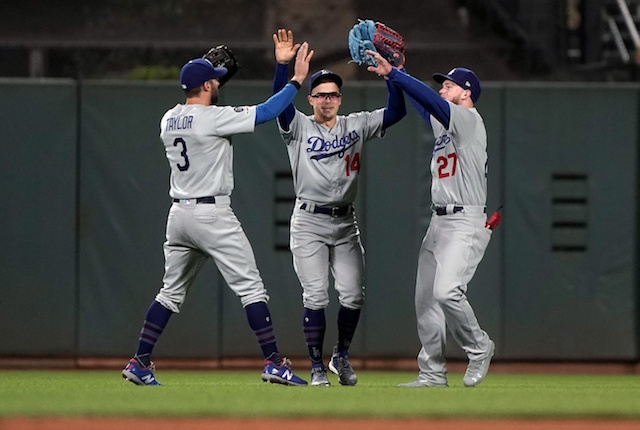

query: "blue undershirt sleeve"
left=271, top=62, right=295, bottom=130
left=382, top=77, right=406, bottom=129
left=255, top=82, right=298, bottom=125
left=387, top=68, right=451, bottom=129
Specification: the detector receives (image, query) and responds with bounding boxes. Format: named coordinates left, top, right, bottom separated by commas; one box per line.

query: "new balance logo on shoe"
left=121, top=358, right=162, bottom=386
left=261, top=358, right=308, bottom=386
left=142, top=374, right=155, bottom=384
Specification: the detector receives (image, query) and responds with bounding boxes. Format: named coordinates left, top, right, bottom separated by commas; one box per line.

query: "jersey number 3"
left=345, top=152, right=361, bottom=177
left=173, top=137, right=190, bottom=171
left=437, top=153, right=457, bottom=178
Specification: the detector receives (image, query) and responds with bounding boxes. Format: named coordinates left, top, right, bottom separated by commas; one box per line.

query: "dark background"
left=0, top=0, right=638, bottom=83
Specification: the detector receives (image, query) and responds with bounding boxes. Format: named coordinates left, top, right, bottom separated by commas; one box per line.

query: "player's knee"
left=433, top=285, right=464, bottom=306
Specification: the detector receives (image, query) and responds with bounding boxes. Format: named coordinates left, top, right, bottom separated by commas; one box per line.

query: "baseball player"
left=121, top=40, right=314, bottom=387
left=271, top=29, right=406, bottom=386
left=366, top=50, right=495, bottom=388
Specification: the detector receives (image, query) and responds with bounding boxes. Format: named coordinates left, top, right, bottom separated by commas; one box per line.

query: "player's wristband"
left=288, top=79, right=301, bottom=90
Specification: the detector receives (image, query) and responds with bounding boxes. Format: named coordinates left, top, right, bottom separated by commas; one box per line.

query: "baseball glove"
left=348, top=19, right=405, bottom=67
left=202, top=45, right=239, bottom=87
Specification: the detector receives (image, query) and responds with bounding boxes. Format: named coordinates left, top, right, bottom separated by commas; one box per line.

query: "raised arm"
left=256, top=41, right=314, bottom=125
left=382, top=74, right=406, bottom=130
left=366, top=50, right=451, bottom=129
left=271, top=29, right=301, bottom=129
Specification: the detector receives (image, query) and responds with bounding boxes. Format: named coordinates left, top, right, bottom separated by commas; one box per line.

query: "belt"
left=300, top=203, right=351, bottom=217
left=173, top=196, right=216, bottom=204
left=434, top=205, right=486, bottom=216
left=435, top=205, right=463, bottom=216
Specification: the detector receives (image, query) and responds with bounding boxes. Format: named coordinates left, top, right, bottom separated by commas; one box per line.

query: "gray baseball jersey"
left=279, top=108, right=385, bottom=206
left=414, top=102, right=492, bottom=385
left=278, top=108, right=385, bottom=310
left=429, top=103, right=487, bottom=207
left=161, top=103, right=256, bottom=199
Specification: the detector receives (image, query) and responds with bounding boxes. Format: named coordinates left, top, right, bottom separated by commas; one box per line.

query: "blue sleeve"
left=407, top=94, right=433, bottom=128
left=272, top=62, right=295, bottom=130
left=387, top=68, right=450, bottom=129
left=255, top=83, right=298, bottom=125
left=381, top=77, right=406, bottom=129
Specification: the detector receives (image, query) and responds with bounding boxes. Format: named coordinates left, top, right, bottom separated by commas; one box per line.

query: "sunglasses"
left=310, top=92, right=342, bottom=100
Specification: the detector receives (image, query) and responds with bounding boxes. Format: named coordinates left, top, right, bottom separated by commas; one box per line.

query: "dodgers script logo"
left=433, top=132, right=451, bottom=157
left=306, top=131, right=360, bottom=160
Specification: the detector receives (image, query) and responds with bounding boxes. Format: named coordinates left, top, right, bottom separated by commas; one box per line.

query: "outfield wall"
left=1, top=79, right=638, bottom=361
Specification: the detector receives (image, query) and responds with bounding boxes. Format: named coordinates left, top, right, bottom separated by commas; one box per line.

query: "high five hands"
left=274, top=29, right=301, bottom=64
left=365, top=49, right=393, bottom=76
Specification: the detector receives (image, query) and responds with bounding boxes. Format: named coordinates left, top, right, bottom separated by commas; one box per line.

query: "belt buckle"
left=331, top=207, right=339, bottom=217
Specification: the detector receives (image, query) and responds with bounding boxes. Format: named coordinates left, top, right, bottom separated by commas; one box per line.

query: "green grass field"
left=1, top=370, right=639, bottom=419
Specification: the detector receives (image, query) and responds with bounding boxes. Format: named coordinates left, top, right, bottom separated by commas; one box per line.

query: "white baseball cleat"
left=310, top=365, right=331, bottom=386
left=398, top=378, right=448, bottom=388
left=463, top=340, right=495, bottom=387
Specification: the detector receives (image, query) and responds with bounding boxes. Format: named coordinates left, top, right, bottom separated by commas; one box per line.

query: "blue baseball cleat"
left=122, top=358, right=162, bottom=386
left=261, top=357, right=308, bottom=386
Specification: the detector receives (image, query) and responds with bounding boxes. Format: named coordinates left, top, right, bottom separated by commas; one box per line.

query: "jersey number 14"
left=345, top=152, right=361, bottom=177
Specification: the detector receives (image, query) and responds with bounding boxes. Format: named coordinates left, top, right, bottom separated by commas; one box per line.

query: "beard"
left=209, top=86, right=219, bottom=105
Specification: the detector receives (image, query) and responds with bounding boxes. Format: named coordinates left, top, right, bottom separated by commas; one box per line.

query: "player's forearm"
left=273, top=62, right=289, bottom=94
left=387, top=68, right=450, bottom=128
left=271, top=62, right=296, bottom=129
left=382, top=78, right=406, bottom=129
left=255, top=82, right=298, bottom=125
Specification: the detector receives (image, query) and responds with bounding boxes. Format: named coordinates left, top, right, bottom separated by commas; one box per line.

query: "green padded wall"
left=0, top=79, right=78, bottom=354
left=503, top=84, right=639, bottom=359
left=1, top=79, right=638, bottom=362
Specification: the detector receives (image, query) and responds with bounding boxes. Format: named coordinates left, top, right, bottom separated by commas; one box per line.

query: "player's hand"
left=273, top=29, right=300, bottom=64
left=292, top=42, right=314, bottom=84
left=365, top=50, right=393, bottom=76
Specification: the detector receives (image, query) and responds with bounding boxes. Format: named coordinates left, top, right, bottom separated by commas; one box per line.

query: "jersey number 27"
left=437, top=152, right=457, bottom=178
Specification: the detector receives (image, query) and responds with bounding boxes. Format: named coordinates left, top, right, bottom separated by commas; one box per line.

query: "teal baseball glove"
left=348, top=20, right=406, bottom=67
left=348, top=19, right=378, bottom=66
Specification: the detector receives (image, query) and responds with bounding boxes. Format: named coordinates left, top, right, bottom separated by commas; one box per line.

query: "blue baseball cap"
left=433, top=67, right=481, bottom=103
left=309, top=69, right=343, bottom=94
left=180, top=58, right=227, bottom=91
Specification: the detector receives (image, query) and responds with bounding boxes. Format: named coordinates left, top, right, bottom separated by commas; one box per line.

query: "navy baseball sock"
left=134, top=300, right=172, bottom=367
left=245, top=302, right=281, bottom=365
left=336, top=305, right=361, bottom=355
left=303, top=308, right=326, bottom=366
